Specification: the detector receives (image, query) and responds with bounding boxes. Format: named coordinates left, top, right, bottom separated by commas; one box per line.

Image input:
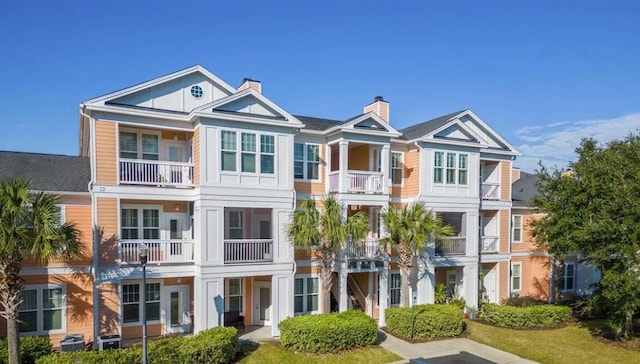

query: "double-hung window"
left=241, top=133, right=256, bottom=172
left=562, top=263, right=575, bottom=291
left=121, top=207, right=160, bottom=240
left=226, top=278, right=243, bottom=312
left=391, top=152, right=403, bottom=185
left=389, top=272, right=401, bottom=306
left=119, top=131, right=158, bottom=160
left=294, top=276, right=319, bottom=314
left=221, top=131, right=237, bottom=171
left=294, top=143, right=320, bottom=180
left=434, top=152, right=444, bottom=183
left=122, top=282, right=161, bottom=324
left=260, top=135, right=275, bottom=174
left=227, top=211, right=243, bottom=239
left=511, top=263, right=522, bottom=292
left=222, top=130, right=276, bottom=174
left=458, top=154, right=468, bottom=185
left=433, top=151, right=469, bottom=185
left=446, top=153, right=457, bottom=184
left=512, top=215, right=523, bottom=243
left=19, top=285, right=65, bottom=334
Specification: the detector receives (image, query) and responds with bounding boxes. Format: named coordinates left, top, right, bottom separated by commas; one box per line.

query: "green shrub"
left=180, top=327, right=238, bottom=364
left=279, top=310, right=378, bottom=354
left=481, top=303, right=572, bottom=328
left=502, top=295, right=547, bottom=307
left=148, top=336, right=185, bottom=364
left=36, top=347, right=142, bottom=364
left=385, top=304, right=464, bottom=340
left=0, top=336, right=52, bottom=364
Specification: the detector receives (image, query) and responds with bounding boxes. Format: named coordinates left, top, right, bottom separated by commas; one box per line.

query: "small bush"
left=0, top=336, right=52, bottom=364
left=279, top=310, right=378, bottom=354
left=481, top=303, right=572, bottom=328
left=36, top=347, right=142, bottom=364
left=502, top=295, right=547, bottom=307
left=148, top=336, right=185, bottom=364
left=180, top=327, right=238, bottom=364
left=385, top=304, right=464, bottom=340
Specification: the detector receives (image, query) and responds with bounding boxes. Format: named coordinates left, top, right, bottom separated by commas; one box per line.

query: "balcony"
left=345, top=238, right=385, bottom=260
left=328, top=171, right=385, bottom=194
left=435, top=237, right=466, bottom=256
left=224, top=239, right=273, bottom=264
left=120, top=240, right=195, bottom=264
left=481, top=183, right=500, bottom=200
left=120, top=159, right=194, bottom=187
left=481, top=236, right=499, bottom=253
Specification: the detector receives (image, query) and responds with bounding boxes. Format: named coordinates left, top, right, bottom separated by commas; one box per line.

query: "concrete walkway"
left=379, top=331, right=537, bottom=364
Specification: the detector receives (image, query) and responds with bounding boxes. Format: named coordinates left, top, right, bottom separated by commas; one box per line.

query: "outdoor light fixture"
left=138, top=243, right=149, bottom=364
left=174, top=204, right=180, bottom=211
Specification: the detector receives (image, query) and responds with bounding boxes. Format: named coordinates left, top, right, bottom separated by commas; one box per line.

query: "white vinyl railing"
left=435, top=237, right=466, bottom=256
left=345, top=238, right=384, bottom=259
left=120, top=159, right=194, bottom=187
left=481, top=183, right=500, bottom=200
left=224, top=239, right=273, bottom=264
left=482, top=236, right=499, bottom=253
left=328, top=171, right=385, bottom=194
left=120, top=240, right=195, bottom=264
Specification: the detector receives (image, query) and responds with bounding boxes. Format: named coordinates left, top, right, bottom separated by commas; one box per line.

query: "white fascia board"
left=324, top=112, right=402, bottom=137
left=84, top=104, right=191, bottom=122
left=480, top=148, right=520, bottom=157
left=424, top=119, right=490, bottom=147
left=420, top=137, right=485, bottom=149
left=325, top=128, right=401, bottom=139
left=298, top=129, right=326, bottom=135
left=462, top=110, right=520, bottom=154
left=194, top=111, right=304, bottom=129
left=83, top=65, right=236, bottom=105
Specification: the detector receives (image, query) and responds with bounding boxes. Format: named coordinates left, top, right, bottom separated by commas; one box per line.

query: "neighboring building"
left=1, top=65, right=527, bottom=346
left=510, top=171, right=600, bottom=301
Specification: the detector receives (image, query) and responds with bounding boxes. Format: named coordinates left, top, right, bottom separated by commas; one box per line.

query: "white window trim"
left=376, top=271, right=401, bottom=307
left=119, top=128, right=161, bottom=161
left=19, top=284, right=67, bottom=336
left=120, top=280, right=163, bottom=327
left=294, top=275, right=320, bottom=315
left=511, top=262, right=522, bottom=292
left=55, top=204, right=66, bottom=225
left=225, top=209, right=244, bottom=239
left=294, top=142, right=321, bottom=182
left=120, top=204, right=163, bottom=240
left=220, top=128, right=277, bottom=175
left=225, top=278, right=245, bottom=315
left=391, top=151, right=404, bottom=187
left=512, top=215, right=523, bottom=243
left=389, top=271, right=401, bottom=307
left=433, top=150, right=469, bottom=186
left=562, top=262, right=575, bottom=291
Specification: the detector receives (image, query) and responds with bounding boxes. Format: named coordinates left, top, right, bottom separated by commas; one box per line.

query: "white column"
left=367, top=272, right=374, bottom=317
left=463, top=264, right=479, bottom=309
left=194, top=277, right=224, bottom=333
left=378, top=268, right=388, bottom=327
left=325, top=144, right=332, bottom=193
left=417, top=258, right=435, bottom=304
left=338, top=269, right=349, bottom=312
left=466, top=211, right=479, bottom=256
left=338, top=140, right=349, bottom=193
left=271, top=274, right=294, bottom=336
left=380, top=144, right=390, bottom=192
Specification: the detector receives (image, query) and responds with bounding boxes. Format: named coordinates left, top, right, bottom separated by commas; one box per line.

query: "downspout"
left=81, top=105, right=100, bottom=348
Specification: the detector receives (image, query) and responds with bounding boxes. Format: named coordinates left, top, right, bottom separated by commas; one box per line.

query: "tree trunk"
left=400, top=265, right=411, bottom=308
left=319, top=249, right=336, bottom=314
left=0, top=259, right=24, bottom=364
left=551, top=257, right=564, bottom=303
left=7, top=317, right=20, bottom=364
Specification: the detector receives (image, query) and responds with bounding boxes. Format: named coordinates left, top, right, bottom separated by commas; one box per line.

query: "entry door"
left=446, top=270, right=458, bottom=299
left=166, top=285, right=190, bottom=334
left=253, top=281, right=271, bottom=326
left=482, top=269, right=497, bottom=303
left=165, top=215, right=190, bottom=262
left=165, top=144, right=191, bottom=184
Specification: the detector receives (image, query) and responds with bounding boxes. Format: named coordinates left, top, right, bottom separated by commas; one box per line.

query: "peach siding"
left=500, top=161, right=511, bottom=201
left=160, top=130, right=188, bottom=141
left=348, top=145, right=369, bottom=170
left=66, top=205, right=93, bottom=265
left=95, top=121, right=117, bottom=184
left=512, top=211, right=546, bottom=253
left=511, top=168, right=521, bottom=183
left=498, top=261, right=509, bottom=302
left=499, top=209, right=510, bottom=253
left=393, top=148, right=419, bottom=198
left=98, top=283, right=119, bottom=336
left=122, top=324, right=162, bottom=340
left=512, top=256, right=551, bottom=300
left=97, top=198, right=119, bottom=266
left=193, top=128, right=200, bottom=186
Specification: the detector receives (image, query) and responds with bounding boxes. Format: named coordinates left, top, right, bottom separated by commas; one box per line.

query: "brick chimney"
left=238, top=78, right=262, bottom=93
left=364, top=96, right=389, bottom=122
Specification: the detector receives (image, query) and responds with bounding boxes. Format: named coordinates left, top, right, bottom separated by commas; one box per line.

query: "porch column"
left=271, top=274, right=294, bottom=336
left=338, top=268, right=349, bottom=312
left=325, top=144, right=332, bottom=193
left=417, top=257, right=435, bottom=304
left=463, top=264, right=479, bottom=309
left=367, top=272, right=374, bottom=317
left=194, top=277, right=224, bottom=333
left=380, top=144, right=390, bottom=192
left=338, top=140, right=349, bottom=193
left=378, top=268, right=388, bottom=327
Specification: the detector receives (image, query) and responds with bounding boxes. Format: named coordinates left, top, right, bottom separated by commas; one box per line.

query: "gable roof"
left=512, top=171, right=538, bottom=208
left=294, top=115, right=342, bottom=131
left=400, top=110, right=467, bottom=140
left=0, top=151, right=90, bottom=193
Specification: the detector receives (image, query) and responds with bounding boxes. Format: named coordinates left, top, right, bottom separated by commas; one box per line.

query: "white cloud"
left=513, top=113, right=640, bottom=172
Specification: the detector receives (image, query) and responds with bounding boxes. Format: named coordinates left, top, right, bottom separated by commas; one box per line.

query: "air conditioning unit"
left=98, top=334, right=121, bottom=350
left=60, top=334, right=84, bottom=352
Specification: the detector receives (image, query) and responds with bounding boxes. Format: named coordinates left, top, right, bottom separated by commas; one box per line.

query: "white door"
left=482, top=269, right=498, bottom=303
left=253, top=281, right=271, bottom=326
left=164, top=215, right=190, bottom=263
left=164, top=143, right=191, bottom=184
left=165, top=285, right=190, bottom=334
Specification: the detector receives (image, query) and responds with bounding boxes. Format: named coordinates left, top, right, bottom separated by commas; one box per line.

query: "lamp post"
left=139, top=243, right=149, bottom=364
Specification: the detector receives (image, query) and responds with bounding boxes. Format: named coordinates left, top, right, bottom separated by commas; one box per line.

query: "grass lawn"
left=235, top=341, right=402, bottom=364
left=467, top=320, right=640, bottom=364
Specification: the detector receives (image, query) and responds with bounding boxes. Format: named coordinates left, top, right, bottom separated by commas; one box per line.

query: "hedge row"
left=279, top=310, right=377, bottom=354
left=0, top=336, right=52, bottom=364
left=481, top=303, right=572, bottom=328
left=385, top=304, right=464, bottom=340
left=36, top=327, right=238, bottom=364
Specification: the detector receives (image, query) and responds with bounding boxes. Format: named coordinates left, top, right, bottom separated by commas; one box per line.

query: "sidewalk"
left=378, top=331, right=537, bottom=364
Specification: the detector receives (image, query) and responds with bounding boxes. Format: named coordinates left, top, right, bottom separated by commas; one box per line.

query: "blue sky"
left=1, top=1, right=638, bottom=172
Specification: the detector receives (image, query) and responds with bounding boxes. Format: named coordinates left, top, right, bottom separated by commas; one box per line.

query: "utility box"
left=60, top=334, right=85, bottom=352
left=98, top=335, right=121, bottom=350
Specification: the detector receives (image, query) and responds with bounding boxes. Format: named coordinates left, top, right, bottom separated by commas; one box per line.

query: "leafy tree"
left=287, top=193, right=369, bottom=313
left=532, top=135, right=640, bottom=339
left=380, top=203, right=453, bottom=307
left=0, top=178, right=82, bottom=364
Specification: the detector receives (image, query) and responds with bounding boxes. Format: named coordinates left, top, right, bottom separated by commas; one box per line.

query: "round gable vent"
left=190, top=85, right=203, bottom=99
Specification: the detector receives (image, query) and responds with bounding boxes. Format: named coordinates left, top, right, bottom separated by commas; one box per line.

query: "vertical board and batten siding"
left=97, top=198, right=119, bottom=266
left=95, top=121, right=117, bottom=185
left=500, top=161, right=512, bottom=201
left=193, top=128, right=200, bottom=186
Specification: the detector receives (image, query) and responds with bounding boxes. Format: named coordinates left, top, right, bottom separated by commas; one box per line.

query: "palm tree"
left=0, top=178, right=82, bottom=364
left=380, top=202, right=453, bottom=307
left=287, top=193, right=369, bottom=313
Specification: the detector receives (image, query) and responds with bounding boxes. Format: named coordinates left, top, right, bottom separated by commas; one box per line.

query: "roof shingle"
left=512, top=171, right=538, bottom=208
left=399, top=110, right=467, bottom=140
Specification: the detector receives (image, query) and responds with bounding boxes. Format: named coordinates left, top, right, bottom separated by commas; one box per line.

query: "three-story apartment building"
left=2, top=65, right=525, bottom=347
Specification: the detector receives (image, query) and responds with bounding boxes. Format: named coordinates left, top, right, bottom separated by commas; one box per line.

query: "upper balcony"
left=435, top=237, right=466, bottom=256
left=120, top=159, right=194, bottom=187
left=326, top=141, right=391, bottom=195
left=120, top=240, right=195, bottom=265
left=328, top=171, right=385, bottom=194
left=480, top=161, right=501, bottom=200
left=222, top=207, right=275, bottom=265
